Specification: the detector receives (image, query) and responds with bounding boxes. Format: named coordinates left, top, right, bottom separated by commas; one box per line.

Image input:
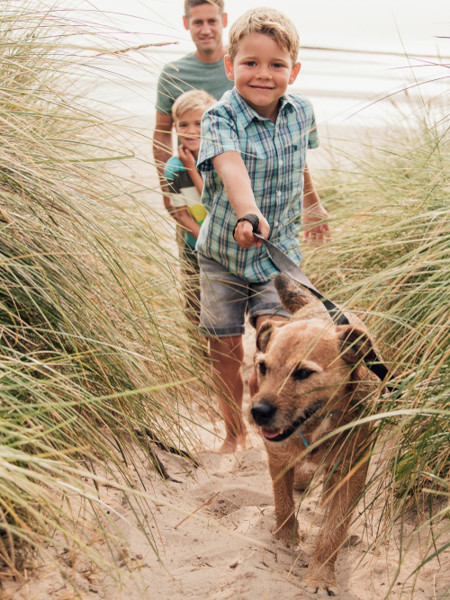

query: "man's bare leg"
left=209, top=335, right=247, bottom=453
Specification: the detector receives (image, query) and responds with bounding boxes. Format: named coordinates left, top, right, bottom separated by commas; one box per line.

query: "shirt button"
left=277, top=191, right=282, bottom=197
left=279, top=160, right=283, bottom=166
left=274, top=221, right=279, bottom=226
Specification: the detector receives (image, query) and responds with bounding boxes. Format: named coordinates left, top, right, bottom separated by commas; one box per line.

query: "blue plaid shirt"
left=196, top=88, right=319, bottom=283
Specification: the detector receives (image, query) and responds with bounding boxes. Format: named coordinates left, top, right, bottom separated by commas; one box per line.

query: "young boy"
left=164, top=89, right=216, bottom=324
left=196, top=8, right=330, bottom=453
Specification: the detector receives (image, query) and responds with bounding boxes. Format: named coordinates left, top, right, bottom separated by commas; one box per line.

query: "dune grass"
left=305, top=110, right=449, bottom=586
left=1, top=0, right=214, bottom=581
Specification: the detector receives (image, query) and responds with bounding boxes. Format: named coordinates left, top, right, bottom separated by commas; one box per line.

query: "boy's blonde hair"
left=172, top=89, right=216, bottom=121
left=228, top=7, right=299, bottom=64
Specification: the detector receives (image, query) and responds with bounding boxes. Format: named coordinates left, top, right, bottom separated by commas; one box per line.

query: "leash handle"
left=232, top=213, right=260, bottom=240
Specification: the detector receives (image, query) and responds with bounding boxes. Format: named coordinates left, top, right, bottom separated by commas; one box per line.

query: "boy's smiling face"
left=224, top=33, right=300, bottom=122
left=174, top=109, right=203, bottom=157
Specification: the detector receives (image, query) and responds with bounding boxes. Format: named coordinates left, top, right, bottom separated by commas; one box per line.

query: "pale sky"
left=68, top=0, right=449, bottom=55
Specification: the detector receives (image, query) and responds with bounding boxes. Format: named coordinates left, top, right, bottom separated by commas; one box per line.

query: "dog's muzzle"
left=251, top=399, right=325, bottom=443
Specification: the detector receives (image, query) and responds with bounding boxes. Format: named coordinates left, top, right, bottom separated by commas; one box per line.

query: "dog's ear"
left=274, top=274, right=315, bottom=314
left=337, top=325, right=378, bottom=365
left=256, top=320, right=278, bottom=352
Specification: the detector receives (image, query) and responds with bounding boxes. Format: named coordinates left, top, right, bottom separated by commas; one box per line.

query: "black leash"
left=234, top=214, right=393, bottom=388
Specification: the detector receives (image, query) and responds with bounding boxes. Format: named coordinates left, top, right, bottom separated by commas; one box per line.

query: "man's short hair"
left=228, top=7, right=299, bottom=64
left=184, top=0, right=224, bottom=17
left=172, top=89, right=216, bottom=121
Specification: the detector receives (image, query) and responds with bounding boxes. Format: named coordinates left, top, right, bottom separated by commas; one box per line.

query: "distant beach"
left=81, top=45, right=448, bottom=130
left=73, top=44, right=448, bottom=178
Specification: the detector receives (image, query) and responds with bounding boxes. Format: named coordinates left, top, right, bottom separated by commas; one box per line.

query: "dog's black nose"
left=251, top=402, right=277, bottom=426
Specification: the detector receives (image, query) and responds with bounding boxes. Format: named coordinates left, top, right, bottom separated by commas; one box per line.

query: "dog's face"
left=250, top=318, right=372, bottom=443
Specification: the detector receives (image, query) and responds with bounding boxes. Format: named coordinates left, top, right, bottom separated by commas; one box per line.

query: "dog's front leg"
left=303, top=457, right=367, bottom=595
left=267, top=451, right=299, bottom=546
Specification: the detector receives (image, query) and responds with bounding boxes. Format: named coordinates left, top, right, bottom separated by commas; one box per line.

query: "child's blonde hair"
left=228, top=7, right=299, bottom=64
left=172, top=89, right=216, bottom=121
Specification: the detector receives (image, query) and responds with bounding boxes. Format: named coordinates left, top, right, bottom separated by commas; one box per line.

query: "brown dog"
left=250, top=274, right=385, bottom=596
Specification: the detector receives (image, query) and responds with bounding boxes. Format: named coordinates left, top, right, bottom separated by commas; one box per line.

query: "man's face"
left=183, top=3, right=227, bottom=58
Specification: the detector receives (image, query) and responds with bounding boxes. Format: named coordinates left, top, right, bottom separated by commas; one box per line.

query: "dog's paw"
left=303, top=568, right=338, bottom=597
left=301, top=581, right=338, bottom=597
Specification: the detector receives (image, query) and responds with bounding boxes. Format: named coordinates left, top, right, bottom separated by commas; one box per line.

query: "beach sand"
left=4, top=349, right=448, bottom=599
left=3, top=129, right=448, bottom=600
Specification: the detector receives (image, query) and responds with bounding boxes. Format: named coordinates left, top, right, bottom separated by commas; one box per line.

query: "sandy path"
left=5, top=338, right=449, bottom=600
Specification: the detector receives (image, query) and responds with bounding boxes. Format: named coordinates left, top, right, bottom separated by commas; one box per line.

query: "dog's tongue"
left=261, top=428, right=282, bottom=439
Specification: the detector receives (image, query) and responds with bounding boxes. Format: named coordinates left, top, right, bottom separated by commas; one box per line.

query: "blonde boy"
left=196, top=8, right=330, bottom=452
left=164, top=89, right=215, bottom=324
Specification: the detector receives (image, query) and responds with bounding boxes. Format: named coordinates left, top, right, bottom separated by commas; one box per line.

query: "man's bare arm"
left=153, top=111, right=174, bottom=214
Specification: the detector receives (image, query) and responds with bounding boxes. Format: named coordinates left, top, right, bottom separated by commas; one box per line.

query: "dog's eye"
left=258, top=361, right=267, bottom=376
left=292, top=368, right=314, bottom=381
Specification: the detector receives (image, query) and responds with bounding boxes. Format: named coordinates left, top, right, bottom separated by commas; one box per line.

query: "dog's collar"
left=296, top=409, right=341, bottom=447
left=268, top=400, right=340, bottom=445
left=297, top=430, right=311, bottom=448
left=269, top=419, right=308, bottom=443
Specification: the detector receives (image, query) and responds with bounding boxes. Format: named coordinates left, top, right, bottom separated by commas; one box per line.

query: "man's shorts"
left=198, top=254, right=290, bottom=338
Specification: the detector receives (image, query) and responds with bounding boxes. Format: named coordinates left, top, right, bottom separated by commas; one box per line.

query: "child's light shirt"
left=164, top=156, right=207, bottom=249
left=196, top=87, right=319, bottom=283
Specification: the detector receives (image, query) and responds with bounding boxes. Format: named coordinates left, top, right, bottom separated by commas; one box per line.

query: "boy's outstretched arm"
left=302, top=163, right=331, bottom=244
left=212, top=151, right=269, bottom=249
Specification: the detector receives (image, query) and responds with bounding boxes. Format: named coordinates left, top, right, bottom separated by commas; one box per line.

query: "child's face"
left=224, top=33, right=300, bottom=121
left=174, top=109, right=203, bottom=156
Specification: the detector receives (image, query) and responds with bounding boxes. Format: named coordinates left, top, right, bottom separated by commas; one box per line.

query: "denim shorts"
left=198, top=254, right=290, bottom=337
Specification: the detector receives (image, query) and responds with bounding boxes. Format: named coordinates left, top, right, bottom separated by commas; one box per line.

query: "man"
left=153, top=0, right=233, bottom=214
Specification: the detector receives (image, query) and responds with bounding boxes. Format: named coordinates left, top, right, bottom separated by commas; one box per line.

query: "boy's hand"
left=303, top=202, right=331, bottom=244
left=178, top=145, right=196, bottom=171
left=233, top=212, right=270, bottom=248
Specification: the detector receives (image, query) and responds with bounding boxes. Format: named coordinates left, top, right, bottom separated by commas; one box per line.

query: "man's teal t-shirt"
left=155, top=52, right=233, bottom=115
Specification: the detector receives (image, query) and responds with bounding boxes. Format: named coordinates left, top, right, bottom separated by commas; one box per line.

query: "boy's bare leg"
left=248, top=369, right=259, bottom=398
left=209, top=335, right=247, bottom=453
